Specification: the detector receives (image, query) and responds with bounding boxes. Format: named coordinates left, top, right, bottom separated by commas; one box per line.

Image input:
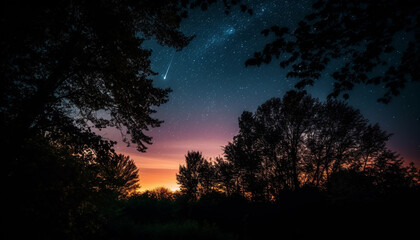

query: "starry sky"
left=107, top=0, right=420, bottom=191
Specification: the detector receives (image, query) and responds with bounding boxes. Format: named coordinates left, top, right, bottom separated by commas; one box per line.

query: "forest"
left=1, top=0, right=419, bottom=239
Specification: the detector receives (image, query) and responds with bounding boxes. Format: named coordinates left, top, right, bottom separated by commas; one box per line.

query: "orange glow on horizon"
left=118, top=137, right=231, bottom=191
left=117, top=135, right=420, bottom=192
left=137, top=168, right=180, bottom=192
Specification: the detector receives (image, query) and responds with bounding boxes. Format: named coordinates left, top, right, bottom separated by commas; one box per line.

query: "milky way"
left=110, top=0, right=420, bottom=190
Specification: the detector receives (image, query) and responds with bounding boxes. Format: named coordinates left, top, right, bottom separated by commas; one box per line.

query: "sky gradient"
left=103, top=0, right=420, bottom=191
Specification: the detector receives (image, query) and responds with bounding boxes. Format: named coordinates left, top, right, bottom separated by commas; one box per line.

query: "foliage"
left=0, top=0, right=192, bottom=152
left=221, top=91, right=419, bottom=200
left=246, top=0, right=420, bottom=103
left=139, top=187, right=180, bottom=201
left=176, top=151, right=219, bottom=200
left=132, top=221, right=234, bottom=240
left=3, top=123, right=139, bottom=239
left=177, top=91, right=419, bottom=201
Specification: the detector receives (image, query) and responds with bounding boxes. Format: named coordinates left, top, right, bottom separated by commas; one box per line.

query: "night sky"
left=105, top=0, right=420, bottom=190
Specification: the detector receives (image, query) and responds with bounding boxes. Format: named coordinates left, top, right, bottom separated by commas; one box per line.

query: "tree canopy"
left=246, top=0, right=420, bottom=103
left=177, top=91, right=419, bottom=201
left=0, top=0, right=193, bottom=152
left=177, top=151, right=220, bottom=200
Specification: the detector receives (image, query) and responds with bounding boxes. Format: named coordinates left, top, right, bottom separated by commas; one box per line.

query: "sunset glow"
left=117, top=131, right=235, bottom=191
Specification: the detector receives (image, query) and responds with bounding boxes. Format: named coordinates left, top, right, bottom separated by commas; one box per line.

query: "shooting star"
left=163, top=53, right=175, bottom=80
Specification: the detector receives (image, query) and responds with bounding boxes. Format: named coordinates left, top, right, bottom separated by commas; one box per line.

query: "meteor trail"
left=163, top=53, right=175, bottom=80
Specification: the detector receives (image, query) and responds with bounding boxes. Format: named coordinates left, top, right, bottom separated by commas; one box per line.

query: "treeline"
left=177, top=91, right=420, bottom=201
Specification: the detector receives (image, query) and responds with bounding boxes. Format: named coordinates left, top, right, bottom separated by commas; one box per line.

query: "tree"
left=177, top=151, right=203, bottom=200
left=97, top=153, right=140, bottom=197
left=223, top=111, right=269, bottom=200
left=302, top=100, right=389, bottom=187
left=140, top=187, right=176, bottom=200
left=213, top=157, right=236, bottom=195
left=369, top=150, right=414, bottom=193
left=246, top=0, right=420, bottom=103
left=177, top=151, right=217, bottom=200
left=0, top=0, right=192, bottom=153
left=221, top=90, right=417, bottom=201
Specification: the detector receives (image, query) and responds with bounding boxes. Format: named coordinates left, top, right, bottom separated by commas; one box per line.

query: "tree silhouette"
left=213, top=157, right=237, bottom=195
left=369, top=149, right=414, bottom=193
left=177, top=91, right=418, bottom=201
left=96, top=153, right=140, bottom=197
left=246, top=0, right=420, bottom=103
left=302, top=100, right=391, bottom=187
left=223, top=111, right=267, bottom=199
left=218, top=91, right=419, bottom=201
left=177, top=151, right=218, bottom=200
left=0, top=0, right=193, bottom=153
left=140, top=187, right=177, bottom=200
left=177, top=151, right=204, bottom=200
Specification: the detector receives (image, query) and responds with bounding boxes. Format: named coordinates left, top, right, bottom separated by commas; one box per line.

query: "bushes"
left=102, top=186, right=420, bottom=240
left=104, top=193, right=239, bottom=240
left=135, top=221, right=236, bottom=240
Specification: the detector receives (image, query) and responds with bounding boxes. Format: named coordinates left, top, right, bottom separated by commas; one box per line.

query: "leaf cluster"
left=246, top=0, right=420, bottom=103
